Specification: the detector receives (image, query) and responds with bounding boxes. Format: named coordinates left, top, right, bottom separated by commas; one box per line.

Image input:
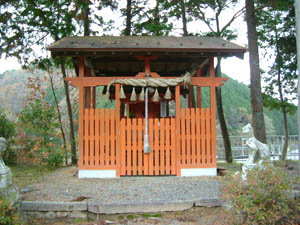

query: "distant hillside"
left=221, top=76, right=298, bottom=135
left=0, top=69, right=297, bottom=135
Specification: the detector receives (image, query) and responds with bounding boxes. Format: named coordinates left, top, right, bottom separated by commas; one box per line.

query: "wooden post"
left=92, top=87, right=96, bottom=109
left=115, top=84, right=121, bottom=177
left=78, top=56, right=85, bottom=169
left=188, top=86, right=192, bottom=108
left=196, top=69, right=202, bottom=108
left=175, top=85, right=181, bottom=176
left=209, top=56, right=217, bottom=166
left=86, top=68, right=91, bottom=108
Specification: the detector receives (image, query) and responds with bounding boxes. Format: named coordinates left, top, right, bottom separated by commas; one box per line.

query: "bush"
left=46, top=150, right=64, bottom=167
left=0, top=199, right=22, bottom=225
left=0, top=110, right=15, bottom=140
left=17, top=98, right=60, bottom=164
left=223, top=163, right=300, bottom=225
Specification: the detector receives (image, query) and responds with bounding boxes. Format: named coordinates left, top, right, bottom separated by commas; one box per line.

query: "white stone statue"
left=0, top=137, right=12, bottom=188
left=242, top=124, right=270, bottom=180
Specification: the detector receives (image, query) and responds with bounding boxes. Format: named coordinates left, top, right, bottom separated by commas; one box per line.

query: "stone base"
left=181, top=168, right=217, bottom=177
left=0, top=185, right=19, bottom=205
left=78, top=170, right=117, bottom=179
left=0, top=167, right=12, bottom=189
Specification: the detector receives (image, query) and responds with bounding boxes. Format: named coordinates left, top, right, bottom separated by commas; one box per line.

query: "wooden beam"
left=86, top=67, right=91, bottom=108
left=92, top=87, right=96, bottom=109
left=175, top=85, right=181, bottom=176
left=115, top=84, right=121, bottom=177
left=65, top=76, right=228, bottom=87
left=78, top=56, right=85, bottom=169
left=209, top=56, right=217, bottom=167
left=196, top=68, right=202, bottom=108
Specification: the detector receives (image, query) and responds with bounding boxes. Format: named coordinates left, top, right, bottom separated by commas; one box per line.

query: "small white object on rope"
left=139, top=88, right=145, bottom=101
left=103, top=70, right=194, bottom=100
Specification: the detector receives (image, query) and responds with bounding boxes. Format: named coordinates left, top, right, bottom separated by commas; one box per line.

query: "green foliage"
left=45, top=150, right=64, bottom=168
left=0, top=199, right=22, bottom=225
left=263, top=94, right=297, bottom=115
left=131, top=0, right=173, bottom=36
left=223, top=164, right=300, bottom=225
left=0, top=110, right=15, bottom=140
left=17, top=98, right=60, bottom=164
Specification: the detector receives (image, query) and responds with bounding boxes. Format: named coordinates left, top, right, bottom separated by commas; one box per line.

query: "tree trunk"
left=274, top=23, right=289, bottom=161
left=216, top=57, right=232, bottom=163
left=280, top=109, right=289, bottom=160
left=125, top=0, right=132, bottom=35
left=48, top=69, right=68, bottom=165
left=180, top=0, right=188, bottom=36
left=245, top=0, right=267, bottom=143
left=60, top=58, right=77, bottom=165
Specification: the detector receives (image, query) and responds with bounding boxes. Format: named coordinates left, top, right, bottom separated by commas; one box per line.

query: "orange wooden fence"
left=179, top=108, right=216, bottom=168
left=80, top=107, right=216, bottom=174
left=81, top=108, right=118, bottom=169
left=120, top=117, right=176, bottom=176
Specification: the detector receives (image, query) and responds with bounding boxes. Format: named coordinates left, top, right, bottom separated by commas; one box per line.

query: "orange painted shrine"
left=49, top=36, right=246, bottom=177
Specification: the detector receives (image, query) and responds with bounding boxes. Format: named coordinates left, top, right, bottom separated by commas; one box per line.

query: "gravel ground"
left=21, top=166, right=220, bottom=205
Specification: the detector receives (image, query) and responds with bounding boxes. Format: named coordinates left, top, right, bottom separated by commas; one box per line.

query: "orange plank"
left=78, top=56, right=85, bottom=169
left=160, top=118, right=165, bottom=175
left=175, top=85, right=181, bottom=176
left=201, top=108, right=206, bottom=165
left=120, top=119, right=126, bottom=175
left=86, top=87, right=91, bottom=108
left=111, top=109, right=116, bottom=166
left=191, top=108, right=196, bottom=166
left=92, top=87, right=96, bottom=109
left=205, top=109, right=211, bottom=165
left=137, top=119, right=143, bottom=175
left=127, top=118, right=132, bottom=175
left=165, top=118, right=170, bottom=175
left=207, top=109, right=212, bottom=166
left=89, top=108, right=95, bottom=166
left=78, top=86, right=84, bottom=169
left=105, top=109, right=110, bottom=166
left=197, top=87, right=201, bottom=108
left=100, top=109, right=105, bottom=166
left=132, top=119, right=137, bottom=175
left=210, top=89, right=217, bottom=167
left=154, top=118, right=159, bottom=175
left=170, top=118, right=176, bottom=175
left=84, top=108, right=89, bottom=166
left=181, top=108, right=186, bottom=166
left=186, top=108, right=191, bottom=166
left=148, top=118, right=154, bottom=176
left=196, top=108, right=201, bottom=165
left=95, top=109, right=100, bottom=167
left=115, top=84, right=121, bottom=176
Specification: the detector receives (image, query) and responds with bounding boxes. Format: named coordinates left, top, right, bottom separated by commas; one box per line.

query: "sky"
left=0, top=1, right=251, bottom=85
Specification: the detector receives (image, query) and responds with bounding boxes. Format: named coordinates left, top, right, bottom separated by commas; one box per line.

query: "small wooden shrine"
left=48, top=36, right=246, bottom=178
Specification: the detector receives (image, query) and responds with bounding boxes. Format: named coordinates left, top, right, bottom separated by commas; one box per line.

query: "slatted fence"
left=120, top=117, right=176, bottom=176
left=179, top=108, right=216, bottom=168
left=81, top=108, right=117, bottom=169
left=81, top=107, right=216, bottom=174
